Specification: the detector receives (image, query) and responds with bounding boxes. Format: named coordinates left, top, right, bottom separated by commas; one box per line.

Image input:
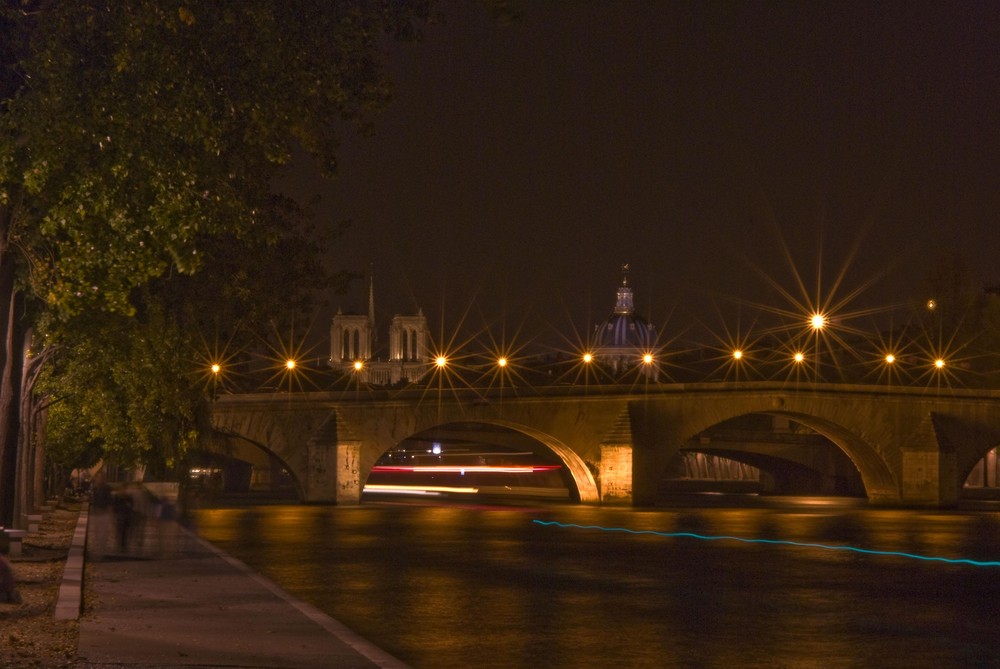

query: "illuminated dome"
left=593, top=265, right=658, bottom=378
left=596, top=274, right=656, bottom=349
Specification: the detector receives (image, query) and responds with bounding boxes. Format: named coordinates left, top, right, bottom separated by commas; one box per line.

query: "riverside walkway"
left=73, top=508, right=408, bottom=669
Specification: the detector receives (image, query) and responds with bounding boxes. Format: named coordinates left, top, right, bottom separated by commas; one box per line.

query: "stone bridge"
left=209, top=382, right=1000, bottom=508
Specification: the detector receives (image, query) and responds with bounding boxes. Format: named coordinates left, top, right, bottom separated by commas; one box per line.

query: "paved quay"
left=76, top=512, right=409, bottom=669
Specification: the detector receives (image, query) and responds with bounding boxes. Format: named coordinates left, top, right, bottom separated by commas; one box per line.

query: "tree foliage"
left=0, top=0, right=431, bottom=521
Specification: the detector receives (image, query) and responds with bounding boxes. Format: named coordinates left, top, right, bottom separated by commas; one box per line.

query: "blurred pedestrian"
left=89, top=473, right=113, bottom=560
left=0, top=554, right=20, bottom=604
left=112, top=487, right=134, bottom=553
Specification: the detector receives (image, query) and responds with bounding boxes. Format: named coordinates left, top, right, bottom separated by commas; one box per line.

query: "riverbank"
left=1, top=500, right=81, bottom=668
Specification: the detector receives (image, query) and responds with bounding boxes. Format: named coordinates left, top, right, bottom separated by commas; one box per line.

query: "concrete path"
left=77, top=515, right=409, bottom=669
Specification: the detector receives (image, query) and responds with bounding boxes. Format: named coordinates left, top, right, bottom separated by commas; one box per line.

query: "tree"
left=0, top=1, right=431, bottom=525
left=37, top=193, right=336, bottom=483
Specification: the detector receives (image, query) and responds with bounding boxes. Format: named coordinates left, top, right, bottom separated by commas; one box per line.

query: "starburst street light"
left=211, top=363, right=221, bottom=374
left=885, top=354, right=895, bottom=364
left=794, top=352, right=805, bottom=363
left=353, top=360, right=364, bottom=371
left=435, top=355, right=448, bottom=368
left=810, top=313, right=827, bottom=330
left=642, top=353, right=654, bottom=364
left=935, top=358, right=946, bottom=369
left=582, top=352, right=593, bottom=363
left=497, top=357, right=507, bottom=368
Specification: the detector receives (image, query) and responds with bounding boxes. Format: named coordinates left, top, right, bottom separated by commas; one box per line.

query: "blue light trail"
left=532, top=520, right=1000, bottom=567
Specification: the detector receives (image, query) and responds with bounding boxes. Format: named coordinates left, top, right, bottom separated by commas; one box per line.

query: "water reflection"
left=195, top=499, right=1000, bottom=669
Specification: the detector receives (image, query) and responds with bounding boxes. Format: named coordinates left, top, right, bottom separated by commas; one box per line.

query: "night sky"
left=280, top=1, right=1000, bottom=352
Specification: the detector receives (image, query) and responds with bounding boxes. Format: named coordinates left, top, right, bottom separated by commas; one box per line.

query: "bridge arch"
left=634, top=393, right=904, bottom=504
left=765, top=410, right=897, bottom=498
left=363, top=418, right=600, bottom=503
left=208, top=429, right=305, bottom=500
left=662, top=410, right=897, bottom=501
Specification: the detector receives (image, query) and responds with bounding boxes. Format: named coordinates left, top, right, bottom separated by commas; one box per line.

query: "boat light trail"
left=371, top=465, right=561, bottom=474
left=364, top=484, right=478, bottom=495
left=532, top=520, right=1000, bottom=567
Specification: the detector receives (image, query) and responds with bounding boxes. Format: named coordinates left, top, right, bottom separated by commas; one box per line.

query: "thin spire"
left=368, top=264, right=375, bottom=327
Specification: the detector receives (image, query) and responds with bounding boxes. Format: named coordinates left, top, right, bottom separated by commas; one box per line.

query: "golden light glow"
left=497, top=357, right=507, bottom=367
left=435, top=356, right=447, bottom=368
left=885, top=354, right=895, bottom=364
left=794, top=352, right=805, bottom=363
left=927, top=299, right=937, bottom=311
left=810, top=313, right=826, bottom=330
left=642, top=353, right=654, bottom=364
left=935, top=358, right=945, bottom=369
left=582, top=352, right=593, bottom=363
left=285, top=359, right=296, bottom=370
left=353, top=360, right=364, bottom=371
left=732, top=349, right=743, bottom=360
left=210, top=363, right=221, bottom=374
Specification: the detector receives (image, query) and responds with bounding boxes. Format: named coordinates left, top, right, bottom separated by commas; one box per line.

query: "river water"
left=194, top=497, right=1000, bottom=669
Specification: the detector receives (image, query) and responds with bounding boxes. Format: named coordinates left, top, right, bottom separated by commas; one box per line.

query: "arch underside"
left=381, top=419, right=601, bottom=503
left=207, top=429, right=304, bottom=500
left=763, top=411, right=898, bottom=501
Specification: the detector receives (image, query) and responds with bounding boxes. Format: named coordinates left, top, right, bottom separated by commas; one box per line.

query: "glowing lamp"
left=435, top=356, right=447, bottom=368
left=582, top=353, right=593, bottom=363
left=935, top=358, right=945, bottom=369
left=353, top=360, right=364, bottom=371
left=210, top=363, right=221, bottom=374
left=285, top=359, right=296, bottom=370
left=810, top=313, right=826, bottom=330
left=885, top=354, right=895, bottom=364
left=643, top=353, right=654, bottom=364
left=497, top=357, right=507, bottom=368
left=794, top=352, right=805, bottom=363
left=732, top=350, right=743, bottom=360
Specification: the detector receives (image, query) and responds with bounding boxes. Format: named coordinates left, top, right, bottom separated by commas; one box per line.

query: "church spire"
left=367, top=265, right=375, bottom=327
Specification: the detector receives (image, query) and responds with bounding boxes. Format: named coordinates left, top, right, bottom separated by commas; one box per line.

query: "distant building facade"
left=329, top=277, right=431, bottom=385
left=331, top=266, right=660, bottom=385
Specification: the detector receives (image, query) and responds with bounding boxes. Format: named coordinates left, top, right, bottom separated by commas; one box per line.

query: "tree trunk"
left=0, top=290, right=24, bottom=527
left=32, top=403, right=47, bottom=508
left=15, top=348, right=45, bottom=517
left=0, top=248, right=19, bottom=527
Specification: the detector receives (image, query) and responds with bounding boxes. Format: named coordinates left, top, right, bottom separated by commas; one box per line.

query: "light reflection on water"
left=194, top=499, right=1000, bottom=669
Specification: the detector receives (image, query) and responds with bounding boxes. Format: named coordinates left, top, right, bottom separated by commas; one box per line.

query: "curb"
left=54, top=506, right=88, bottom=620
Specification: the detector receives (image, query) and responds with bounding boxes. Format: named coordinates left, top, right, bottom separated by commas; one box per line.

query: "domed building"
left=592, top=265, right=660, bottom=380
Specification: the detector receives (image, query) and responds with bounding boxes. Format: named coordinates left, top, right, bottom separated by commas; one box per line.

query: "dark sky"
left=280, top=1, right=1000, bottom=352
